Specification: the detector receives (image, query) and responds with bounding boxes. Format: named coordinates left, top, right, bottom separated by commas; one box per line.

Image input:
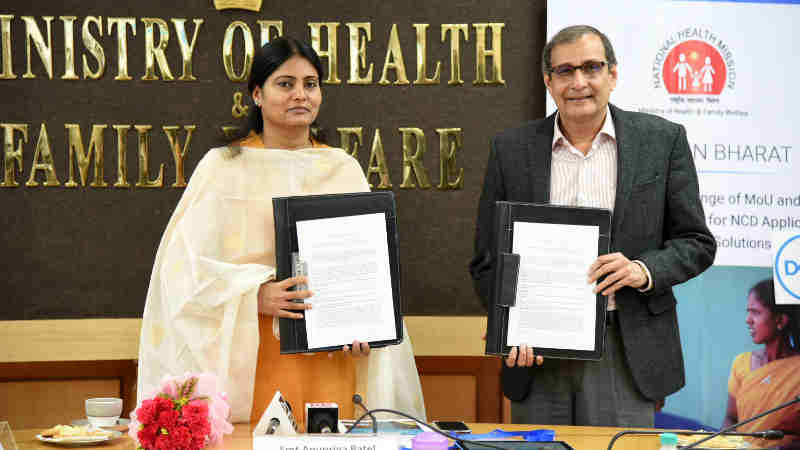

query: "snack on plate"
left=676, top=433, right=748, bottom=449
left=40, top=425, right=111, bottom=439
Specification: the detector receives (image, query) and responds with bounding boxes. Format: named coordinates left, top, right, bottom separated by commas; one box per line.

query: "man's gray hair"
left=541, top=25, right=618, bottom=75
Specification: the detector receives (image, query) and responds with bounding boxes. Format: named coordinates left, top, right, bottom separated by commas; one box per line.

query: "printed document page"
left=296, top=212, right=397, bottom=349
left=506, top=222, right=599, bottom=350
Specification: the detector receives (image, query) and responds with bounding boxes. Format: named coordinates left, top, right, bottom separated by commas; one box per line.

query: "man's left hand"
left=588, top=252, right=647, bottom=295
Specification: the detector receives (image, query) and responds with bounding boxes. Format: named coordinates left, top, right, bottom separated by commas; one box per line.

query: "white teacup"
left=85, top=398, right=123, bottom=428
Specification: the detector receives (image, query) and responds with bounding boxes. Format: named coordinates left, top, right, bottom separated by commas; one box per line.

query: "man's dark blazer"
left=469, top=104, right=717, bottom=402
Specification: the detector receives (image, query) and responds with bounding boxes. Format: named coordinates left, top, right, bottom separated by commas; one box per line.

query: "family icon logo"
left=662, top=40, right=726, bottom=95
left=773, top=231, right=800, bottom=304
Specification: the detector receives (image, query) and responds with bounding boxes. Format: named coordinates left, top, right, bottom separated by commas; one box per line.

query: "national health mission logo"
left=773, top=231, right=800, bottom=304
left=652, top=28, right=736, bottom=95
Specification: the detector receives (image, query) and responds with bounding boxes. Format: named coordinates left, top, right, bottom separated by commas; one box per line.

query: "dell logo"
left=773, top=233, right=800, bottom=303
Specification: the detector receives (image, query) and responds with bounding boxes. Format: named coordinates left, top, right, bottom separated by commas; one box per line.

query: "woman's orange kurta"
left=241, top=133, right=356, bottom=428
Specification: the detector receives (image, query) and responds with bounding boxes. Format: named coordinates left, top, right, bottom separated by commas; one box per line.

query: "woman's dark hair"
left=750, top=279, right=800, bottom=351
left=227, top=37, right=326, bottom=146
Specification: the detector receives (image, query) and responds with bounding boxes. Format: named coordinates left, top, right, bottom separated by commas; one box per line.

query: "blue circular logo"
left=774, top=234, right=800, bottom=301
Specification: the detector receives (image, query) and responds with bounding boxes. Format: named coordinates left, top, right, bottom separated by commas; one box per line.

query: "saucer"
left=70, top=418, right=130, bottom=431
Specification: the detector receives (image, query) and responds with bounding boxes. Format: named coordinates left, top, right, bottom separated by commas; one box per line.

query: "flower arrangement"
left=129, top=373, right=233, bottom=450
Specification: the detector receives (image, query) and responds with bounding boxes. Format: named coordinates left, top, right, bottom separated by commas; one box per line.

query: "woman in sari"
left=136, top=37, right=426, bottom=427
left=723, top=279, right=800, bottom=448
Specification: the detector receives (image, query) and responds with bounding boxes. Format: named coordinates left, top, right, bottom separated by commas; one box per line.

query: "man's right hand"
left=257, top=276, right=313, bottom=319
left=505, top=345, right=544, bottom=368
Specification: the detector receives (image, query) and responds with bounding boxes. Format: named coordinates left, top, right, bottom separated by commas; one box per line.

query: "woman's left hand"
left=342, top=340, right=370, bottom=358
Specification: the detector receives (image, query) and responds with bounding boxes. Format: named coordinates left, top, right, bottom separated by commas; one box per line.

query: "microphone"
left=606, top=395, right=800, bottom=450
left=352, top=394, right=378, bottom=434
left=309, top=414, right=335, bottom=433
left=253, top=390, right=299, bottom=436
left=306, top=403, right=339, bottom=433
left=683, top=395, right=800, bottom=449
left=265, top=418, right=281, bottom=435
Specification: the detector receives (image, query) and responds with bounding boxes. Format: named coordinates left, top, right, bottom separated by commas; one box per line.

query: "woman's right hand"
left=257, top=276, right=312, bottom=319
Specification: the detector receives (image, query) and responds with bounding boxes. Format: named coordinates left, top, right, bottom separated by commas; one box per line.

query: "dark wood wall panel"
left=0, top=1, right=547, bottom=319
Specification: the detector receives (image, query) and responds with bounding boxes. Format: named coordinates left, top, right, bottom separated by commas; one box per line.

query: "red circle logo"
left=662, top=40, right=726, bottom=95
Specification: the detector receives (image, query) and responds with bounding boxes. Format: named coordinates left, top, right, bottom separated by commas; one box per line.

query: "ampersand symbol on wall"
left=231, top=92, right=249, bottom=119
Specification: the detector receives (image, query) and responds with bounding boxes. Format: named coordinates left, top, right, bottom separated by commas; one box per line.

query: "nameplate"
left=253, top=434, right=400, bottom=450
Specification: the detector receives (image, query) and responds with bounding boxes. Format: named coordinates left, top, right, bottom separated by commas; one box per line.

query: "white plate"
left=36, top=430, right=122, bottom=446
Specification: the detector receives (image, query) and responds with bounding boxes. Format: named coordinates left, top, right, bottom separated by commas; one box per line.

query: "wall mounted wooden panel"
left=0, top=361, right=137, bottom=429
left=416, top=356, right=502, bottom=423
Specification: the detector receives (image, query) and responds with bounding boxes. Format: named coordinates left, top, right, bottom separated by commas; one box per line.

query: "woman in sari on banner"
left=136, top=37, right=426, bottom=426
left=723, top=279, right=800, bottom=449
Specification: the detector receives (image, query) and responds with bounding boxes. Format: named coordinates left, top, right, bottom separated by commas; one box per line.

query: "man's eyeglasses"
left=549, top=60, right=607, bottom=78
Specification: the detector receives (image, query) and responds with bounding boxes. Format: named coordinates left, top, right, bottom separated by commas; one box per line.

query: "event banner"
left=547, top=0, right=800, bottom=267
left=547, top=0, right=800, bottom=436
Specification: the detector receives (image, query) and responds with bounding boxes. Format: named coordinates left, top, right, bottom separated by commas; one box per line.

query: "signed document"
left=296, top=213, right=397, bottom=349
left=506, top=221, right=599, bottom=351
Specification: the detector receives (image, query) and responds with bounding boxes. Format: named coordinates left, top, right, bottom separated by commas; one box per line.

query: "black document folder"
left=485, top=202, right=612, bottom=360
left=272, top=191, right=403, bottom=354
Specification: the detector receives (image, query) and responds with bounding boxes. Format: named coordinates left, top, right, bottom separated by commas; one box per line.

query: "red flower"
left=154, top=434, right=173, bottom=450
left=170, top=424, right=192, bottom=450
left=182, top=400, right=208, bottom=421
left=132, top=375, right=231, bottom=450
left=154, top=397, right=174, bottom=414
left=137, top=424, right=159, bottom=449
left=182, top=400, right=210, bottom=436
left=136, top=399, right=159, bottom=424
left=157, top=408, right=180, bottom=430
left=190, top=435, right=206, bottom=450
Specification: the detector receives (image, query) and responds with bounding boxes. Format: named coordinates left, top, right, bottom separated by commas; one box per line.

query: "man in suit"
left=470, top=25, right=716, bottom=427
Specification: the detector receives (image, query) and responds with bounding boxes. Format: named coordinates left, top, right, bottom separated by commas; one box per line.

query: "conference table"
left=12, top=423, right=661, bottom=450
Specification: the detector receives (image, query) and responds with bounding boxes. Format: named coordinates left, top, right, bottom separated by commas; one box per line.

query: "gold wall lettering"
left=399, top=127, right=431, bottom=189
left=346, top=22, right=372, bottom=85
left=1, top=123, right=28, bottom=187
left=134, top=125, right=164, bottom=188
left=82, top=16, right=105, bottom=79
left=113, top=124, right=131, bottom=188
left=413, top=23, right=440, bottom=85
left=231, top=92, right=248, bottom=118
left=367, top=128, right=392, bottom=190
left=308, top=22, right=341, bottom=84
left=0, top=18, right=506, bottom=86
left=60, top=16, right=78, bottom=80
left=441, top=24, right=468, bottom=85
left=378, top=24, right=409, bottom=85
left=1, top=123, right=464, bottom=190
left=65, top=123, right=107, bottom=188
left=0, top=15, right=15, bottom=79
left=173, top=18, right=204, bottom=81
left=162, top=125, right=195, bottom=188
left=473, top=23, right=505, bottom=85
left=257, top=20, right=282, bottom=46
left=222, top=20, right=253, bottom=82
left=108, top=17, right=136, bottom=81
left=25, top=124, right=59, bottom=186
left=220, top=126, right=240, bottom=140
left=141, top=18, right=174, bottom=81
left=21, top=16, right=54, bottom=79
left=435, top=128, right=463, bottom=190
left=337, top=127, right=363, bottom=158
left=328, top=127, right=465, bottom=191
